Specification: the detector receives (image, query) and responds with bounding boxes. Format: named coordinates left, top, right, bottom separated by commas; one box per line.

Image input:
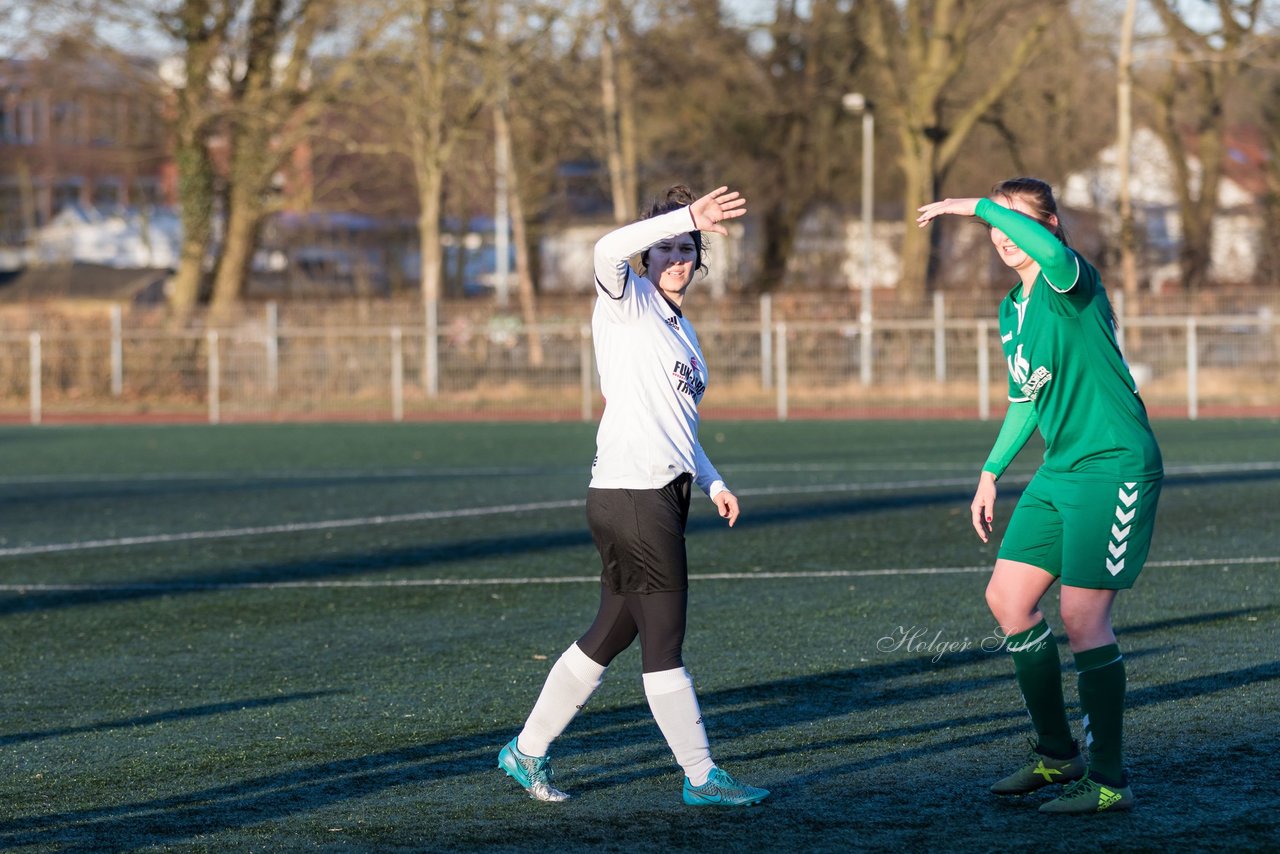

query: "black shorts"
left=586, top=473, right=692, bottom=594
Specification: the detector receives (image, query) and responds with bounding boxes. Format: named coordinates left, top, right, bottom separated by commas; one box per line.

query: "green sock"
left=1006, top=620, right=1074, bottom=757
left=1076, top=643, right=1126, bottom=786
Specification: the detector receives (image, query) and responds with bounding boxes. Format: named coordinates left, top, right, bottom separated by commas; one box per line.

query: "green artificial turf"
left=0, top=420, right=1276, bottom=851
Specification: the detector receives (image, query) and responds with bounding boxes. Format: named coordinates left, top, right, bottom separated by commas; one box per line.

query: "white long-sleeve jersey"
left=588, top=207, right=727, bottom=499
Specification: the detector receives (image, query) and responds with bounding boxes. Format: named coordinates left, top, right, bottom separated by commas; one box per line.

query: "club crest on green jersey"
left=1007, top=344, right=1031, bottom=384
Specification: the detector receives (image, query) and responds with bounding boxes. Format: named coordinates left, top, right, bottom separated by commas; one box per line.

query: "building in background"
left=0, top=39, right=175, bottom=267
left=1063, top=126, right=1268, bottom=291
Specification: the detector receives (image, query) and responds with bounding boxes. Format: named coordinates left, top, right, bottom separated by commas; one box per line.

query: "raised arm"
left=593, top=187, right=746, bottom=299
left=593, top=207, right=696, bottom=299
left=974, top=199, right=1077, bottom=289
left=916, top=196, right=1078, bottom=290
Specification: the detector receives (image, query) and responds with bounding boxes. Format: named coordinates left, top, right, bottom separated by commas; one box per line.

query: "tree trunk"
left=209, top=97, right=275, bottom=311
left=494, top=98, right=543, bottom=366
left=616, top=33, right=639, bottom=222
left=1116, top=0, right=1139, bottom=299
left=167, top=0, right=227, bottom=317
left=507, top=167, right=544, bottom=368
left=601, top=29, right=627, bottom=224
left=1262, top=80, right=1280, bottom=287
left=209, top=178, right=264, bottom=312
left=15, top=160, right=36, bottom=249
left=895, top=139, right=936, bottom=304
left=757, top=204, right=796, bottom=292
left=600, top=3, right=638, bottom=223
left=1154, top=82, right=1220, bottom=296
left=169, top=133, right=215, bottom=314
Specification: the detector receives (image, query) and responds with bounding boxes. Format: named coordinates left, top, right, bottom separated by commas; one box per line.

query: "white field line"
left=0, top=500, right=584, bottom=558
left=5, top=458, right=1274, bottom=487
left=0, top=556, right=1274, bottom=593
left=1, top=460, right=1277, bottom=560
left=0, top=460, right=979, bottom=485
left=0, top=477, right=972, bottom=558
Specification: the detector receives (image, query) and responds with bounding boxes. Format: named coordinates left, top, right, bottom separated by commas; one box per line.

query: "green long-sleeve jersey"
left=977, top=198, right=1163, bottom=482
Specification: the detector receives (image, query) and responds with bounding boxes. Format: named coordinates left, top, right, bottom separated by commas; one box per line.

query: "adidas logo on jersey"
left=664, top=315, right=680, bottom=330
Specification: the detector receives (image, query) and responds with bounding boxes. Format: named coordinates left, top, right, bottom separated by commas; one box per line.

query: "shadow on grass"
left=0, top=465, right=586, bottom=510
left=0, top=691, right=340, bottom=747
left=0, top=623, right=1275, bottom=852
left=3, top=465, right=1277, bottom=619
left=0, top=488, right=976, bottom=618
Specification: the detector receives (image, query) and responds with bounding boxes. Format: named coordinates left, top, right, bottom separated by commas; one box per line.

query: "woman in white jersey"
left=497, top=185, right=769, bottom=807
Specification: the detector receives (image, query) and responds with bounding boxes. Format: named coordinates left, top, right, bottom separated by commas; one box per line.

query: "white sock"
left=516, top=643, right=606, bottom=757
left=643, top=667, right=716, bottom=786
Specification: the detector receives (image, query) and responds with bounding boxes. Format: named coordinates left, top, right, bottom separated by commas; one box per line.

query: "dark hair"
left=989, top=177, right=1070, bottom=246
left=640, top=184, right=708, bottom=275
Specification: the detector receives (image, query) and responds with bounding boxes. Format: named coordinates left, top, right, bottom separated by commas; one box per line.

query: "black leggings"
left=576, top=585, right=688, bottom=673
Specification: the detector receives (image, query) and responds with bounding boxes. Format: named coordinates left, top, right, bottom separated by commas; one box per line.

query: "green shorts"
left=998, top=469, right=1162, bottom=590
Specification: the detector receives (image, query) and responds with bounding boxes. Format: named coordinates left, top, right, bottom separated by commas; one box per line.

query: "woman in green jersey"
left=917, top=178, right=1163, bottom=815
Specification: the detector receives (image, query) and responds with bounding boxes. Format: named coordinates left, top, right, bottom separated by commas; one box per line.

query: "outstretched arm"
left=917, top=197, right=1076, bottom=289
left=915, top=197, right=982, bottom=222
left=973, top=199, right=1076, bottom=289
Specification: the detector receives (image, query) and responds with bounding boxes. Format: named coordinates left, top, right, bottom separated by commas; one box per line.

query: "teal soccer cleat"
left=498, top=737, right=570, bottom=802
left=682, top=767, right=769, bottom=807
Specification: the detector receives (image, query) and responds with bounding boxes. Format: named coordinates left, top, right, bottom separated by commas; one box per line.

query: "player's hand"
left=916, top=197, right=980, bottom=227
left=689, top=186, right=746, bottom=235
left=971, top=471, right=998, bottom=543
left=713, top=490, right=740, bottom=527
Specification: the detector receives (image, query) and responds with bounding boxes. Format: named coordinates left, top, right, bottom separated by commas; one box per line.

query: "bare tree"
left=599, top=0, right=638, bottom=223
left=1117, top=0, right=1139, bottom=299
left=1144, top=0, right=1266, bottom=293
left=1253, top=35, right=1280, bottom=287
left=156, top=0, right=388, bottom=312
left=205, top=0, right=336, bottom=311
left=748, top=0, right=865, bottom=291
left=400, top=0, right=483, bottom=308
left=862, top=0, right=1060, bottom=303
left=164, top=0, right=233, bottom=313
left=488, top=0, right=556, bottom=365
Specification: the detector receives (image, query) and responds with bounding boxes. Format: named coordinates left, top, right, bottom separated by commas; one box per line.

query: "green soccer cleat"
left=682, top=767, right=770, bottom=807
left=990, top=741, right=1086, bottom=795
left=1039, top=774, right=1135, bottom=814
left=498, top=736, right=570, bottom=802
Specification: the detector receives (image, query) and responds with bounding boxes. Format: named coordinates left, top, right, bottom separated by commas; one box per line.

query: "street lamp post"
left=495, top=132, right=510, bottom=307
left=494, top=101, right=511, bottom=308
left=842, top=92, right=874, bottom=386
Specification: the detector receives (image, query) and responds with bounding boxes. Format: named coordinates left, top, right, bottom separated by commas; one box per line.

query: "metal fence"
left=2, top=301, right=1277, bottom=423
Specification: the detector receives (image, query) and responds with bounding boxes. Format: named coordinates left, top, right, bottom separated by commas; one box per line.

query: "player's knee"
left=1059, top=609, right=1112, bottom=648
left=985, top=582, right=1039, bottom=633
left=984, top=580, right=1014, bottom=623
